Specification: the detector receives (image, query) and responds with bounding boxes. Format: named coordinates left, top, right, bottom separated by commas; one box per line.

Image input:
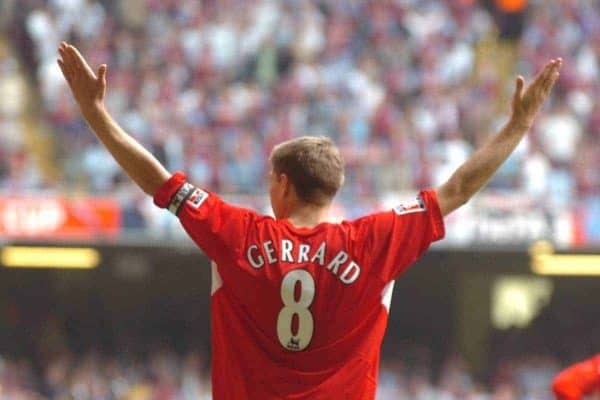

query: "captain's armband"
left=167, top=183, right=209, bottom=216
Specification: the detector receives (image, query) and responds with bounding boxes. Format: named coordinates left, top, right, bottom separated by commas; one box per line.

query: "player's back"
left=153, top=173, right=444, bottom=399
left=211, top=217, right=392, bottom=399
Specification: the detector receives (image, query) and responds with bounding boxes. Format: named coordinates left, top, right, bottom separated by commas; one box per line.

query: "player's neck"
left=285, top=204, right=331, bottom=229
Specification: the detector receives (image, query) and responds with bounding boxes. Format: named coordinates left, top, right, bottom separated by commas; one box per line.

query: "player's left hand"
left=57, top=42, right=107, bottom=113
left=510, top=58, right=562, bottom=129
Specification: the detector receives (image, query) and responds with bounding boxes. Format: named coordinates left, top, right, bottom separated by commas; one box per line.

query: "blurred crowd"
left=0, top=0, right=598, bottom=238
left=0, top=3, right=597, bottom=399
left=0, top=35, right=42, bottom=192
left=0, top=350, right=212, bottom=400
left=0, top=349, right=563, bottom=400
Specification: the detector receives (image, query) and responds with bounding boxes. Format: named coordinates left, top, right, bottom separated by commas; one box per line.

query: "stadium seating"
left=0, top=1, right=599, bottom=397
left=4, top=0, right=597, bottom=240
left=0, top=346, right=562, bottom=399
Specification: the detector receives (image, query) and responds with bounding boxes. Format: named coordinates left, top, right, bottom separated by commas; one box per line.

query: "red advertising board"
left=0, top=196, right=121, bottom=240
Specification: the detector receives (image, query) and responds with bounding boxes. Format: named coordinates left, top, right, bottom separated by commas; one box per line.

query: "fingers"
left=522, top=58, right=563, bottom=104
left=58, top=41, right=81, bottom=84
left=541, top=59, right=557, bottom=85
left=60, top=42, right=78, bottom=73
left=530, top=58, right=561, bottom=102
left=58, top=41, right=96, bottom=79
left=57, top=58, right=70, bottom=83
left=528, top=60, right=552, bottom=93
left=511, top=57, right=563, bottom=124
left=57, top=41, right=109, bottom=107
left=68, top=44, right=96, bottom=78
left=537, top=58, right=562, bottom=89
left=58, top=42, right=73, bottom=77
left=513, top=75, right=524, bottom=103
left=97, top=64, right=107, bottom=88
left=542, top=58, right=562, bottom=93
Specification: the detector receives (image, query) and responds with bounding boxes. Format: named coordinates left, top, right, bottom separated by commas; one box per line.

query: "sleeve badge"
left=393, top=196, right=426, bottom=215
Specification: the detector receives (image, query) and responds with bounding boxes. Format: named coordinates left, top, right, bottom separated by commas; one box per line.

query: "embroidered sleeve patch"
left=393, top=196, right=426, bottom=215
left=187, top=188, right=209, bottom=209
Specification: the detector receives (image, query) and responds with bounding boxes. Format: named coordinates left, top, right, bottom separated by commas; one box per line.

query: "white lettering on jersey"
left=311, top=242, right=326, bottom=266
left=247, top=245, right=265, bottom=269
left=244, top=239, right=361, bottom=285
left=326, top=251, right=348, bottom=275
left=281, top=240, right=294, bottom=262
left=340, top=261, right=361, bottom=284
left=264, top=240, right=278, bottom=264
left=298, top=244, right=311, bottom=263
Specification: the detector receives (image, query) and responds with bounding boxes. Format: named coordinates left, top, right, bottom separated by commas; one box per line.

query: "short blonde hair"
left=270, top=136, right=345, bottom=205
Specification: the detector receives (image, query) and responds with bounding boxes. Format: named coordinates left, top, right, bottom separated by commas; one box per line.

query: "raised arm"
left=436, top=58, right=562, bottom=217
left=57, top=42, right=170, bottom=196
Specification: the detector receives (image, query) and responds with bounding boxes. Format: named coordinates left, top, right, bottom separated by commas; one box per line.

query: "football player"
left=553, top=354, right=600, bottom=400
left=58, top=42, right=561, bottom=399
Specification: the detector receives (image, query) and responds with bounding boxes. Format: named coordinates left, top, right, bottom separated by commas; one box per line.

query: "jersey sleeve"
left=355, top=189, right=445, bottom=283
left=153, top=172, right=256, bottom=264
left=552, top=355, right=600, bottom=400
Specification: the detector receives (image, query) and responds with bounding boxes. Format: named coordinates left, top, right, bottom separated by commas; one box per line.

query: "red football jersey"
left=154, top=172, right=445, bottom=399
left=552, top=354, right=600, bottom=400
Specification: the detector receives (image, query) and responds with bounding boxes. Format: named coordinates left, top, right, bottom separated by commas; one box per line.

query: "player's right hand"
left=57, top=42, right=107, bottom=112
left=510, top=58, right=562, bottom=130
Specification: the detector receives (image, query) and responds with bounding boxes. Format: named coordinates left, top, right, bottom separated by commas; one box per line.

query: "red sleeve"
left=354, top=189, right=445, bottom=283
left=552, top=355, right=600, bottom=400
left=153, top=172, right=256, bottom=264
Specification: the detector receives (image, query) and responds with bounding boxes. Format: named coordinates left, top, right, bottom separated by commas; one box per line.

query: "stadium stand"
left=0, top=38, right=43, bottom=191
left=5, top=0, right=599, bottom=240
left=0, top=347, right=563, bottom=399
left=0, top=0, right=599, bottom=399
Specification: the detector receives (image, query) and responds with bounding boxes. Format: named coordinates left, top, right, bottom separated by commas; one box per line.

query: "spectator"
left=3, top=0, right=598, bottom=242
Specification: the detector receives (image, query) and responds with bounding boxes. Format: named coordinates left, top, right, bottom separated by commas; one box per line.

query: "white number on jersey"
left=277, top=269, right=315, bottom=351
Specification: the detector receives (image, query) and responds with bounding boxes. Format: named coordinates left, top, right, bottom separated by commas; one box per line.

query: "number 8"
left=277, top=269, right=315, bottom=351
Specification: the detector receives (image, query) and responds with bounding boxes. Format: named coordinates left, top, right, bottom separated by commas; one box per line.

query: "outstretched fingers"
left=513, top=75, right=524, bottom=103
left=542, top=58, right=562, bottom=94
left=59, top=42, right=80, bottom=81
left=538, top=59, right=561, bottom=90
left=57, top=58, right=69, bottom=83
left=530, top=60, right=553, bottom=92
left=68, top=44, right=96, bottom=78
left=511, top=57, right=562, bottom=124
left=97, top=64, right=107, bottom=89
left=523, top=58, right=563, bottom=106
left=58, top=43, right=70, bottom=74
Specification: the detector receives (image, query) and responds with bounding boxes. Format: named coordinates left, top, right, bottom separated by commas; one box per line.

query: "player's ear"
left=280, top=174, right=295, bottom=198
left=279, top=173, right=289, bottom=191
